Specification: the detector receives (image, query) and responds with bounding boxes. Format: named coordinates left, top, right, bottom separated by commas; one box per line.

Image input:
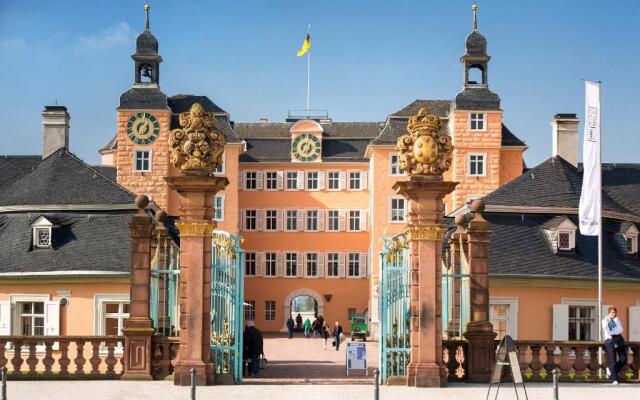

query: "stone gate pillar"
left=122, top=195, right=155, bottom=380
left=463, top=200, right=496, bottom=383
left=393, top=107, right=456, bottom=387
left=163, top=102, right=227, bottom=386
left=446, top=217, right=467, bottom=338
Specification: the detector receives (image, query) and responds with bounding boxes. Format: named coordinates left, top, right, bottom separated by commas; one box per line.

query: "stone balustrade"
left=151, top=337, right=180, bottom=380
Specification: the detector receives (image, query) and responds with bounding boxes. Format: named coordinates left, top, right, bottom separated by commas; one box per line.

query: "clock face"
left=126, top=112, right=160, bottom=145
left=292, top=133, right=321, bottom=162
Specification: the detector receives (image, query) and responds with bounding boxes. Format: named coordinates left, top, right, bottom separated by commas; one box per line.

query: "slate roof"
left=0, top=212, right=134, bottom=274
left=119, top=87, right=168, bottom=110
left=0, top=156, right=41, bottom=188
left=92, top=166, right=117, bottom=182
left=389, top=100, right=452, bottom=118
left=234, top=122, right=382, bottom=139
left=98, top=134, right=117, bottom=154
left=453, top=87, right=501, bottom=110
left=240, top=138, right=371, bottom=163
left=483, top=156, right=640, bottom=218
left=501, top=124, right=526, bottom=147
left=485, top=213, right=640, bottom=280
left=0, top=149, right=135, bottom=206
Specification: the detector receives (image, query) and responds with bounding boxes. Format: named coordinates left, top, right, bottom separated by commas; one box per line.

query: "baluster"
left=529, top=345, right=542, bottom=380
left=43, top=340, right=55, bottom=374
left=104, top=339, right=117, bottom=378
left=89, top=340, right=101, bottom=375
left=74, top=340, right=86, bottom=375
left=543, top=345, right=557, bottom=379
left=25, top=341, right=38, bottom=374
left=558, top=345, right=571, bottom=378
left=0, top=340, right=7, bottom=370
left=629, top=343, right=640, bottom=381
left=58, top=339, right=70, bottom=376
left=586, top=345, right=600, bottom=378
left=573, top=345, right=587, bottom=381
left=10, top=338, right=23, bottom=376
left=516, top=344, right=530, bottom=379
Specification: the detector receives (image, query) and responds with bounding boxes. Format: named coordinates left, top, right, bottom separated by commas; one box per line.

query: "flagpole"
left=306, top=25, right=311, bottom=115
left=597, top=81, right=603, bottom=344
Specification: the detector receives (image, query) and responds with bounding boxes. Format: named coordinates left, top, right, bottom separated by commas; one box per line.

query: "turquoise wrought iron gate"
left=379, top=233, right=411, bottom=383
left=150, top=236, right=180, bottom=337
left=210, top=231, right=244, bottom=383
left=441, top=233, right=470, bottom=339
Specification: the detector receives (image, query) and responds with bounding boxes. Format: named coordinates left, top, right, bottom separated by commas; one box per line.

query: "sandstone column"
left=394, top=176, right=457, bottom=387
left=463, top=199, right=496, bottom=383
left=122, top=195, right=155, bottom=380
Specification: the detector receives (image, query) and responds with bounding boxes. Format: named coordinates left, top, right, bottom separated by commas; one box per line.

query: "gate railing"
left=150, top=236, right=180, bottom=337
left=442, top=234, right=469, bottom=340
left=379, top=233, right=411, bottom=383
left=210, top=231, right=244, bottom=384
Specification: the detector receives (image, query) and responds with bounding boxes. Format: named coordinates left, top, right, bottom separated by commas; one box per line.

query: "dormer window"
left=31, top=216, right=55, bottom=249
left=558, top=231, right=573, bottom=251
left=620, top=222, right=639, bottom=255
left=542, top=216, right=577, bottom=253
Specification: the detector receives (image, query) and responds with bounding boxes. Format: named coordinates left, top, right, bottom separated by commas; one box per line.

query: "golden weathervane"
left=396, top=107, right=453, bottom=176
left=169, top=103, right=225, bottom=171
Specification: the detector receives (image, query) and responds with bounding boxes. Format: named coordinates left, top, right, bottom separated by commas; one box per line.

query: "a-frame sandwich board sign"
left=485, top=335, right=529, bottom=400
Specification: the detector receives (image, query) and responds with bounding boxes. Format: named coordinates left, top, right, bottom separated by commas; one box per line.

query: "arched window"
left=467, top=65, right=484, bottom=85
left=139, top=64, right=153, bottom=83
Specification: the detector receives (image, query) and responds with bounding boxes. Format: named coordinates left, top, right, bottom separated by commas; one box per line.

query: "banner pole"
left=596, top=81, right=603, bottom=378
left=306, top=25, right=311, bottom=115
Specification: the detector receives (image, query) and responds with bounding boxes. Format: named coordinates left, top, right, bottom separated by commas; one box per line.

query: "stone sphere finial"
left=470, top=199, right=485, bottom=213
left=455, top=214, right=466, bottom=226
left=155, top=209, right=167, bottom=223
left=135, top=194, right=150, bottom=209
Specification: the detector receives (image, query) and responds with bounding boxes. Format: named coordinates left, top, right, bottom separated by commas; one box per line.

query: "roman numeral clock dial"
left=126, top=112, right=160, bottom=145
left=292, top=133, right=321, bottom=162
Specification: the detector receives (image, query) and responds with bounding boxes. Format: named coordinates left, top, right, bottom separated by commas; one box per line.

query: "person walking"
left=311, top=318, right=319, bottom=338
left=243, top=321, right=263, bottom=377
left=332, top=321, right=343, bottom=351
left=322, top=322, right=330, bottom=350
left=303, top=317, right=312, bottom=338
left=286, top=316, right=294, bottom=339
left=295, top=313, right=303, bottom=330
left=602, top=306, right=627, bottom=384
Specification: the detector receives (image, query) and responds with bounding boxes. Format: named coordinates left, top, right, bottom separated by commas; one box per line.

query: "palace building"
left=98, top=6, right=526, bottom=333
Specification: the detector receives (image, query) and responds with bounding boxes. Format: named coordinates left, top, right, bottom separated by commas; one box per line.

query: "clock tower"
left=115, top=3, right=173, bottom=209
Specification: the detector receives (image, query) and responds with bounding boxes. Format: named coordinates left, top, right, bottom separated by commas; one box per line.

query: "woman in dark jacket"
left=332, top=321, right=343, bottom=351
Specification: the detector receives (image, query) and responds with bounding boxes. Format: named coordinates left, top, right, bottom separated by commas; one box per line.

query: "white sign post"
left=346, top=342, right=367, bottom=376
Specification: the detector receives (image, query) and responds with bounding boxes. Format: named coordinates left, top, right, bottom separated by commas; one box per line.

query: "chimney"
left=551, top=113, right=579, bottom=167
left=42, top=105, right=70, bottom=159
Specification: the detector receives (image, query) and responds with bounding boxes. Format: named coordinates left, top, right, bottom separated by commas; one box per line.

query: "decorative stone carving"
left=406, top=225, right=449, bottom=241
left=169, top=103, right=225, bottom=171
left=175, top=221, right=217, bottom=237
left=397, top=107, right=453, bottom=176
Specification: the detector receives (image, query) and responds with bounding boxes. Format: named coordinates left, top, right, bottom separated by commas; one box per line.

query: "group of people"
left=286, top=313, right=344, bottom=350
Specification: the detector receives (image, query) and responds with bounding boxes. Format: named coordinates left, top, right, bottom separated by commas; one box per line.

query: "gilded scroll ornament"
left=396, top=107, right=453, bottom=176
left=175, top=221, right=217, bottom=237
left=406, top=225, right=448, bottom=241
left=169, top=103, right=225, bottom=171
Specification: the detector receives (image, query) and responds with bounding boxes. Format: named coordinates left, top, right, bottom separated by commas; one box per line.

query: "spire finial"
left=145, top=1, right=150, bottom=30
left=472, top=2, right=478, bottom=31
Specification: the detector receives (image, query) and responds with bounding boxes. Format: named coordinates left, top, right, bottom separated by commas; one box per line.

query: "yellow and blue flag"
left=296, top=32, right=311, bottom=57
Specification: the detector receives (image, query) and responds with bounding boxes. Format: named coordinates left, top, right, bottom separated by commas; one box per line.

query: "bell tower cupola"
left=132, top=2, right=162, bottom=87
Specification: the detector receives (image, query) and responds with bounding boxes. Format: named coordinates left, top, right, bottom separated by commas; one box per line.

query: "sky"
left=0, top=0, right=638, bottom=166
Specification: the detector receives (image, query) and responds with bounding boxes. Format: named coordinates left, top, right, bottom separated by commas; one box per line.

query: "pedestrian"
left=332, top=321, right=343, bottom=351
left=303, top=317, right=311, bottom=338
left=311, top=318, right=319, bottom=338
left=286, top=316, right=294, bottom=339
left=322, top=322, right=330, bottom=350
left=602, top=306, right=627, bottom=385
left=243, top=321, right=263, bottom=377
left=295, top=313, right=303, bottom=330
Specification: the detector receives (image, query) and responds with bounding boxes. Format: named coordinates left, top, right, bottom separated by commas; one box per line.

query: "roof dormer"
left=31, top=216, right=57, bottom=249
left=290, top=120, right=323, bottom=163
left=620, top=222, right=639, bottom=255
left=541, top=216, right=577, bottom=253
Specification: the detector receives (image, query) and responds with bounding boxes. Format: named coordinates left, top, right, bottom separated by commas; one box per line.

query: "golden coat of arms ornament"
left=169, top=103, right=225, bottom=171
left=396, top=107, right=453, bottom=176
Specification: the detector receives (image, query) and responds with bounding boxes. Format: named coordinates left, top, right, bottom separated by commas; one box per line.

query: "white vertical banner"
left=578, top=80, right=601, bottom=236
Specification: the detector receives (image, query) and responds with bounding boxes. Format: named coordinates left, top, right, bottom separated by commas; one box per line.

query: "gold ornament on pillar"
left=169, top=103, right=225, bottom=171
left=397, top=107, right=453, bottom=176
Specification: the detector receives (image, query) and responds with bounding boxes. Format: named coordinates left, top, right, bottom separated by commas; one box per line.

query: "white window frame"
left=245, top=252, right=257, bottom=276
left=489, top=297, right=518, bottom=340
left=94, top=294, right=129, bottom=352
left=327, top=171, right=340, bottom=191
left=285, top=171, right=299, bottom=191
left=468, top=153, right=486, bottom=177
left=265, top=209, right=278, bottom=232
left=34, top=227, right=52, bottom=248
left=213, top=195, right=225, bottom=221
left=347, top=253, right=360, bottom=278
left=213, top=151, right=225, bottom=175
left=389, top=196, right=406, bottom=223
left=285, top=209, right=298, bottom=232
left=244, top=300, right=255, bottom=321
left=560, top=298, right=599, bottom=341
left=348, top=210, right=361, bottom=232
left=469, top=112, right=486, bottom=132
left=264, top=252, right=277, bottom=278
left=285, top=253, right=297, bottom=277
left=306, top=209, right=319, bottom=232
left=265, top=300, right=276, bottom=321
left=244, top=209, right=257, bottom=231
left=327, top=209, right=340, bottom=232
left=132, top=149, right=152, bottom=172
left=557, top=230, right=575, bottom=251
left=326, top=252, right=340, bottom=278
left=624, top=231, right=638, bottom=254
left=244, top=171, right=258, bottom=190
left=306, top=171, right=319, bottom=191
left=305, top=253, right=319, bottom=278
left=348, top=171, right=361, bottom=190
left=390, top=153, right=402, bottom=176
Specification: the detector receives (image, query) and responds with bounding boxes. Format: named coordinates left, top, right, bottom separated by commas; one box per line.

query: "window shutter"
left=297, top=171, right=304, bottom=190
left=317, top=209, right=325, bottom=231
left=45, top=300, right=60, bottom=349
left=0, top=301, right=10, bottom=335
left=359, top=253, right=367, bottom=278
left=256, top=209, right=263, bottom=231
left=297, top=209, right=304, bottom=231
left=276, top=171, right=284, bottom=190
left=359, top=209, right=367, bottom=232
left=318, top=253, right=325, bottom=278
left=238, top=170, right=243, bottom=189
left=276, top=253, right=284, bottom=277
left=339, top=171, right=346, bottom=190
left=277, top=209, right=284, bottom=231
left=256, top=252, right=264, bottom=277
left=256, top=171, right=264, bottom=190
left=240, top=209, right=246, bottom=231
left=552, top=304, right=569, bottom=341
left=629, top=306, right=640, bottom=342
left=318, top=171, right=325, bottom=190
left=360, top=171, right=368, bottom=190
left=296, top=253, right=303, bottom=277
left=338, top=253, right=346, bottom=277
left=338, top=209, right=346, bottom=232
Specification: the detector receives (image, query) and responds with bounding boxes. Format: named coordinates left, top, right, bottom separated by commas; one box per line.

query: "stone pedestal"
left=122, top=196, right=155, bottom=381
left=165, top=174, right=228, bottom=386
left=463, top=200, right=496, bottom=383
left=394, top=175, right=457, bottom=388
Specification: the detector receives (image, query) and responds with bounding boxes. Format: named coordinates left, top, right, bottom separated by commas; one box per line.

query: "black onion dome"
left=464, top=30, right=487, bottom=56
left=135, top=30, right=158, bottom=56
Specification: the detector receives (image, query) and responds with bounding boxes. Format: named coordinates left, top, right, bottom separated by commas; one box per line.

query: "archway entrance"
left=290, top=295, right=317, bottom=330
left=281, top=288, right=324, bottom=332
